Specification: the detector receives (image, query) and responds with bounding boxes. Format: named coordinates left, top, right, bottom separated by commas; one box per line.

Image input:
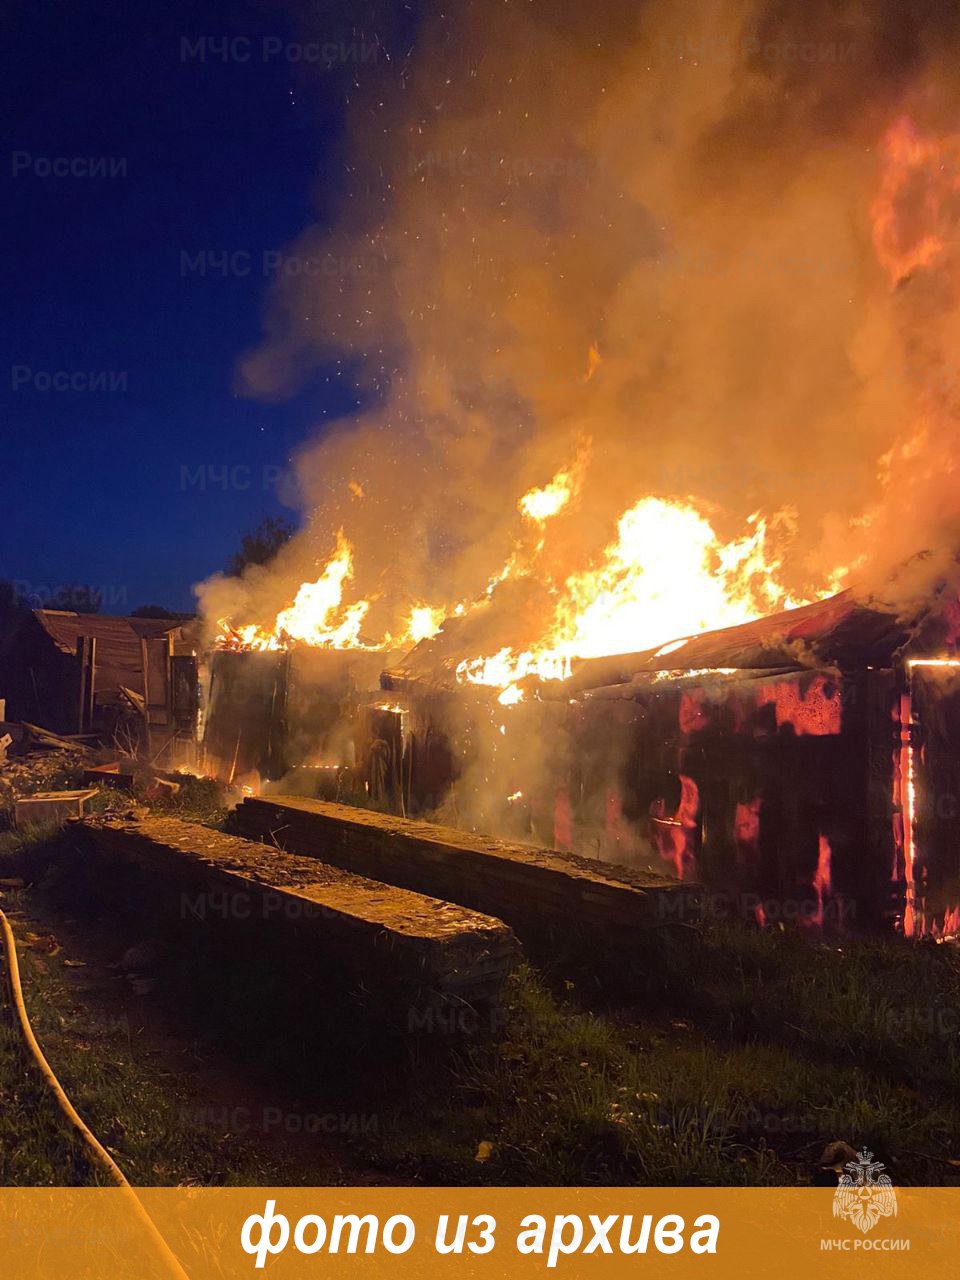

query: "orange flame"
left=871, top=116, right=960, bottom=287
left=217, top=530, right=374, bottom=652
left=518, top=442, right=589, bottom=525
left=457, top=497, right=830, bottom=695
left=897, top=689, right=917, bottom=938
left=403, top=604, right=445, bottom=645
left=519, top=470, right=576, bottom=523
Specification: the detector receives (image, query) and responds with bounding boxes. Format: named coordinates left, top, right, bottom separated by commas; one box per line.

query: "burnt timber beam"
left=78, top=814, right=520, bottom=1014
left=233, top=796, right=702, bottom=949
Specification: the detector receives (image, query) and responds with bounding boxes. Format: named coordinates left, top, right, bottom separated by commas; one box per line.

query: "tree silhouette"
left=225, top=515, right=295, bottom=577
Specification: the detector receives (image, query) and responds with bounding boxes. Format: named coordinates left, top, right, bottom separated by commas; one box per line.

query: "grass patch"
left=141, top=775, right=231, bottom=828
left=375, top=947, right=960, bottom=1187
left=0, top=888, right=285, bottom=1186
left=4, top=807, right=960, bottom=1187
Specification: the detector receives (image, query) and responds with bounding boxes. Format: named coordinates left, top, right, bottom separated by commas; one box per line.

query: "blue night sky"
left=3, top=1, right=394, bottom=613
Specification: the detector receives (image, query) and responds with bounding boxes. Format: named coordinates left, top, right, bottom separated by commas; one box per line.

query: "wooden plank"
left=233, top=796, right=701, bottom=949
left=79, top=814, right=521, bottom=1013
left=15, top=789, right=98, bottom=827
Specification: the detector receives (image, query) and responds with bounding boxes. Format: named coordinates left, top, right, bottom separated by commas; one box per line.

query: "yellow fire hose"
left=0, top=907, right=191, bottom=1279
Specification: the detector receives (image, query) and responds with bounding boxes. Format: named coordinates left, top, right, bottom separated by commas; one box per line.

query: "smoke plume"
left=197, top=0, right=960, bottom=642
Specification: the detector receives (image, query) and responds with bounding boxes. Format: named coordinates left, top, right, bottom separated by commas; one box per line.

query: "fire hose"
left=0, top=907, right=191, bottom=1279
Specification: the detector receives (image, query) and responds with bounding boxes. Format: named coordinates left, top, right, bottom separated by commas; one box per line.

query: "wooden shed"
left=0, top=610, right=199, bottom=762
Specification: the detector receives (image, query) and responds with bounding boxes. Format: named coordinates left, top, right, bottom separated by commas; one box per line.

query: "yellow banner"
left=0, top=1187, right=951, bottom=1278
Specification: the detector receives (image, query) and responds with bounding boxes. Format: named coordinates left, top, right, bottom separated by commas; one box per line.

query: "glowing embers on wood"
left=675, top=671, right=843, bottom=741
left=893, top=687, right=918, bottom=937
left=809, top=834, right=833, bottom=930
left=893, top=659, right=960, bottom=940
left=755, top=673, right=842, bottom=736
left=731, top=794, right=836, bottom=931
left=649, top=774, right=700, bottom=882
left=733, top=796, right=762, bottom=874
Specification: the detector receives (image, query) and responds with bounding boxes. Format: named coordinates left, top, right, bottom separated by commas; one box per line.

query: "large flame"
left=554, top=500, right=808, bottom=660
left=456, top=497, right=827, bottom=694
left=217, top=104, right=960, bottom=674
left=218, top=487, right=837, bottom=681
left=220, top=106, right=960, bottom=680
left=518, top=448, right=587, bottom=525
left=218, top=530, right=373, bottom=652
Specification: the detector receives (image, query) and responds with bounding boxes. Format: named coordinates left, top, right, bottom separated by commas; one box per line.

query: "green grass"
left=3, top=808, right=960, bottom=1187
left=139, top=774, right=231, bottom=828
left=374, top=944, right=960, bottom=1187
left=0, top=821, right=346, bottom=1186
left=0, top=876, right=302, bottom=1186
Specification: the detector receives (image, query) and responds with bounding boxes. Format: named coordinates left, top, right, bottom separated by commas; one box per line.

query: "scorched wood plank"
left=233, top=796, right=701, bottom=949
left=79, top=814, right=520, bottom=1012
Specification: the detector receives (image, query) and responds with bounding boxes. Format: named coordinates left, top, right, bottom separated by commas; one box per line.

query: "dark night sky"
left=3, top=1, right=385, bottom=613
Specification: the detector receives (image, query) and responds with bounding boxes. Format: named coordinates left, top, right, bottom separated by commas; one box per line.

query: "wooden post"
left=85, top=635, right=97, bottom=730
left=76, top=635, right=98, bottom=733
left=76, top=637, right=87, bottom=733
left=140, top=637, right=151, bottom=758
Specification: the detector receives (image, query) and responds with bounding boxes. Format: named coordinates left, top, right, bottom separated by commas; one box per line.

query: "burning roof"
left=383, top=578, right=960, bottom=700
left=566, top=590, right=911, bottom=694
left=193, top=7, right=960, bottom=728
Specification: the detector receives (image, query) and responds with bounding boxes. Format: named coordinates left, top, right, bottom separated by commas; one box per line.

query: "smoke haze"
left=197, top=0, right=960, bottom=644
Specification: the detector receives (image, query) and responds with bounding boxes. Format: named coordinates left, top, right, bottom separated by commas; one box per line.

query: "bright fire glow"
left=897, top=660, right=960, bottom=938
left=561, top=501, right=809, bottom=659
left=655, top=638, right=689, bottom=658
left=458, top=497, right=824, bottom=695
left=898, top=689, right=918, bottom=938
left=518, top=442, right=589, bottom=525
left=404, top=604, right=445, bottom=645
left=218, top=530, right=373, bottom=652
left=653, top=667, right=738, bottom=682
left=218, top=469, right=837, bottom=685
left=519, top=468, right=576, bottom=523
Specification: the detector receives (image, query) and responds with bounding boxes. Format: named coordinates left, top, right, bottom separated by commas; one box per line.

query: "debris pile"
left=0, top=718, right=217, bottom=831
left=0, top=720, right=93, bottom=827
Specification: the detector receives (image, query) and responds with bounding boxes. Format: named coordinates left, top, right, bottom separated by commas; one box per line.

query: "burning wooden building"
left=196, top=515, right=960, bottom=941
left=375, top=587, right=960, bottom=939
left=200, top=645, right=400, bottom=797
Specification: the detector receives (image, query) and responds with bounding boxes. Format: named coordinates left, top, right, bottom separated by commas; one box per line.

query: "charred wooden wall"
left=206, top=643, right=960, bottom=936
left=906, top=666, right=960, bottom=936
left=569, top=670, right=900, bottom=933
left=379, top=668, right=906, bottom=934
left=201, top=648, right=389, bottom=787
